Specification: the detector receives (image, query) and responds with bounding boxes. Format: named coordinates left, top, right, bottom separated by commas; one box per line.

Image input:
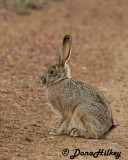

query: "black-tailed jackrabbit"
left=41, top=35, right=115, bottom=138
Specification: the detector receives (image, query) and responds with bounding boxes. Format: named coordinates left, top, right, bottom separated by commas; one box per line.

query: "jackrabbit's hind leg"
left=70, top=128, right=97, bottom=138
left=49, top=116, right=71, bottom=136
left=70, top=104, right=99, bottom=139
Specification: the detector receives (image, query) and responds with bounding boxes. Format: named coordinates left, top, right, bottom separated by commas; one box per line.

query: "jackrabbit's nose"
left=40, top=76, right=47, bottom=85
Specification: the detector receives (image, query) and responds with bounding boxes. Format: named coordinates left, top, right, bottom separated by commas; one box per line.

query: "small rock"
left=32, top=124, right=40, bottom=127
left=25, top=137, right=32, bottom=142
left=24, top=126, right=27, bottom=129
left=17, top=153, right=21, bottom=157
left=116, top=109, right=120, bottom=112
left=82, top=66, right=87, bottom=70
left=100, top=88, right=107, bottom=92
left=24, top=83, right=30, bottom=88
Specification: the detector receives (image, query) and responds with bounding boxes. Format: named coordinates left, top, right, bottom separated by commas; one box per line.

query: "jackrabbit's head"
left=41, top=35, right=72, bottom=85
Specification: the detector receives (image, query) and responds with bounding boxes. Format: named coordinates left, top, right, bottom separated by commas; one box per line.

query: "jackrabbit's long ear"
left=59, top=35, right=72, bottom=65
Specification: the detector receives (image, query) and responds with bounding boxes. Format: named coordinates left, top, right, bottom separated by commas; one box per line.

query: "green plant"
left=13, top=0, right=30, bottom=15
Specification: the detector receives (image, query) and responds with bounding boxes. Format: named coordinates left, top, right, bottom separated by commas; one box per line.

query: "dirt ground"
left=0, top=0, right=128, bottom=160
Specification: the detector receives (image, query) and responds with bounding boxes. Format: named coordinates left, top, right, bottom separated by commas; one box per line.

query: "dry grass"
left=0, top=0, right=53, bottom=14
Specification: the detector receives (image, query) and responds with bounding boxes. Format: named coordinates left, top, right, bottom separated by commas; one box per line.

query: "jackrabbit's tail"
left=99, top=125, right=116, bottom=139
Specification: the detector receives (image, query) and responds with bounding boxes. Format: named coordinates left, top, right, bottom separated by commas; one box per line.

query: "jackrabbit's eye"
left=49, top=69, right=55, bottom=75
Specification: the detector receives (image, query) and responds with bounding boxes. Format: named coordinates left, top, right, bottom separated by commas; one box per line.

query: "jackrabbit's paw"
left=62, top=130, right=70, bottom=135
left=70, top=128, right=80, bottom=137
left=49, top=130, right=62, bottom=136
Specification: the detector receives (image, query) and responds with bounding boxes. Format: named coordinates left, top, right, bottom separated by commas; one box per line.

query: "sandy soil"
left=0, top=0, right=128, bottom=159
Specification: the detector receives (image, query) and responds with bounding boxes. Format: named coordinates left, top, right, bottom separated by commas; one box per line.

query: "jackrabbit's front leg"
left=49, top=116, right=71, bottom=135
